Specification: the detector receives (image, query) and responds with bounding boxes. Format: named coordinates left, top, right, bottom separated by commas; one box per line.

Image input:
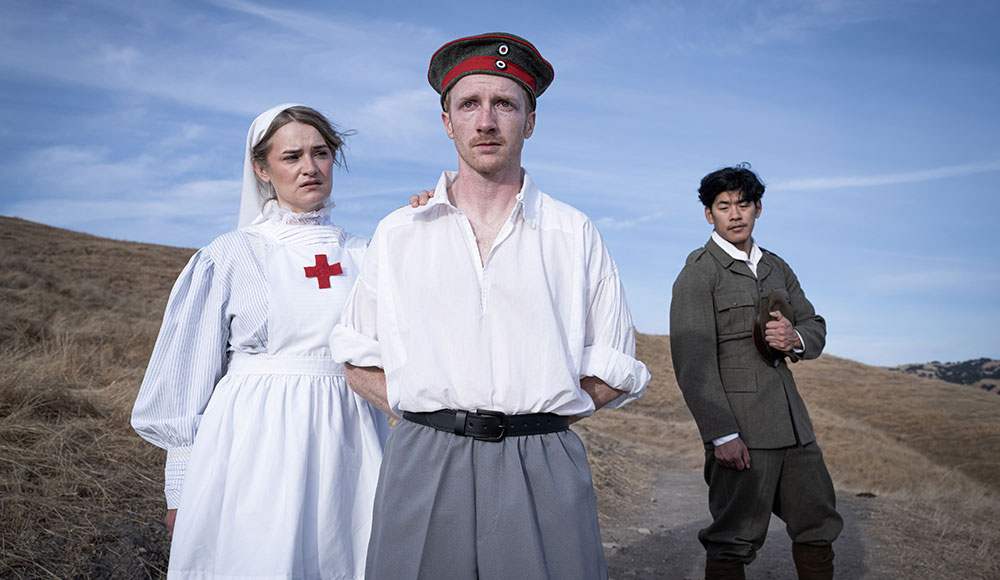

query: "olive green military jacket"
left=670, top=237, right=826, bottom=449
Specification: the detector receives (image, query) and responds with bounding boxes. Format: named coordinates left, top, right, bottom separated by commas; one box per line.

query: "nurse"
left=132, top=104, right=412, bottom=579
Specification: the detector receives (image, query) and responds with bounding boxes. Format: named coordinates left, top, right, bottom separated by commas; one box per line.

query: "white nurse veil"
left=237, top=103, right=303, bottom=228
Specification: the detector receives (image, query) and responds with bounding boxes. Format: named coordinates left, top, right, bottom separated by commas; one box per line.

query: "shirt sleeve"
left=793, top=331, right=805, bottom=354
left=330, top=226, right=383, bottom=368
left=131, top=248, right=230, bottom=508
left=712, top=433, right=740, bottom=446
left=578, top=223, right=650, bottom=408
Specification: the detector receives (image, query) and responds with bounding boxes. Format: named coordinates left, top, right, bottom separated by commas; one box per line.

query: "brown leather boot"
left=705, top=558, right=746, bottom=580
left=792, top=542, right=834, bottom=580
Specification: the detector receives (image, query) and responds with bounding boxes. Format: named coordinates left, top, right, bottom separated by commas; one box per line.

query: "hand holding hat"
left=752, top=291, right=797, bottom=366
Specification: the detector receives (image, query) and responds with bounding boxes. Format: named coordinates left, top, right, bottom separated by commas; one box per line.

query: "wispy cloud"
left=351, top=89, right=447, bottom=163
left=159, top=124, right=210, bottom=150
left=599, top=0, right=926, bottom=57
left=2, top=176, right=241, bottom=247
left=741, top=0, right=923, bottom=47
left=771, top=160, right=1000, bottom=191
left=0, top=0, right=435, bottom=117
left=2, top=0, right=997, bottom=367
left=862, top=268, right=1000, bottom=296
left=595, top=211, right=665, bottom=231
left=1, top=141, right=238, bottom=227
left=18, top=145, right=156, bottom=193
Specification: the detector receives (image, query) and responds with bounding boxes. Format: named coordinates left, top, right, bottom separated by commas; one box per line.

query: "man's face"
left=705, top=190, right=762, bottom=252
left=441, top=74, right=535, bottom=177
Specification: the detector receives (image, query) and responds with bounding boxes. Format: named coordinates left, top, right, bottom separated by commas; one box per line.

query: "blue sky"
left=2, top=0, right=998, bottom=366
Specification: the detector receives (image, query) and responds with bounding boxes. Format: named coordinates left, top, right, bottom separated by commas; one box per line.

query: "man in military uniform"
left=670, top=164, right=842, bottom=580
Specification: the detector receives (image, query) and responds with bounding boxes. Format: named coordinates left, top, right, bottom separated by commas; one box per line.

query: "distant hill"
left=891, top=358, right=1000, bottom=394
left=1, top=215, right=999, bottom=579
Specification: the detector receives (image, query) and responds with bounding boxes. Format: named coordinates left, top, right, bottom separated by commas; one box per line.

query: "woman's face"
left=253, top=121, right=334, bottom=213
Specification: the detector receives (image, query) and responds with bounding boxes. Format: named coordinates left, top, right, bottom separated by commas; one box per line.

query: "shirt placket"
left=454, top=198, right=523, bottom=313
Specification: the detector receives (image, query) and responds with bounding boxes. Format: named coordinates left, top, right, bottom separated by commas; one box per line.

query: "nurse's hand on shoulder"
left=408, top=190, right=435, bottom=208
left=166, top=508, right=177, bottom=536
left=714, top=437, right=751, bottom=471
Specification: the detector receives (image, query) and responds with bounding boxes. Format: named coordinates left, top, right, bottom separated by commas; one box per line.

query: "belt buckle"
left=473, top=409, right=507, bottom=442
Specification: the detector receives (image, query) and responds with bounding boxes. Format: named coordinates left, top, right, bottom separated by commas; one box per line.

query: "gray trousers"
left=365, top=420, right=608, bottom=580
left=700, top=441, right=843, bottom=563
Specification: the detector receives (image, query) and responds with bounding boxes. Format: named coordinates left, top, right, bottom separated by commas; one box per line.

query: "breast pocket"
left=714, top=291, right=756, bottom=335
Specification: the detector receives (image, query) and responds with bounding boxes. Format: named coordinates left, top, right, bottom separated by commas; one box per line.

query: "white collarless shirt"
left=331, top=170, right=649, bottom=417
left=711, top=230, right=763, bottom=276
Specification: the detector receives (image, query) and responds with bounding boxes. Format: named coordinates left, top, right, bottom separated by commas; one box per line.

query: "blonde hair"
left=251, top=106, right=354, bottom=199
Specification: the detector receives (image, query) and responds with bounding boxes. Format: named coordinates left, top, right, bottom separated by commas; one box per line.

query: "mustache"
left=470, top=137, right=506, bottom=147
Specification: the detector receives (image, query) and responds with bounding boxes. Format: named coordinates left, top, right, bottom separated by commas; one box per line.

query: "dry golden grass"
left=578, top=335, right=1000, bottom=579
left=792, top=357, right=1000, bottom=579
left=2, top=215, right=998, bottom=578
left=1, top=217, right=193, bottom=578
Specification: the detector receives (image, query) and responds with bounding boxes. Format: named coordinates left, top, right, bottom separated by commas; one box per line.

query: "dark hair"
left=252, top=106, right=353, bottom=173
left=697, top=162, right=765, bottom=208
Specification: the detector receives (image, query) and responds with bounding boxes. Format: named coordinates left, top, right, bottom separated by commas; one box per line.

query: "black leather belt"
left=402, top=409, right=569, bottom=442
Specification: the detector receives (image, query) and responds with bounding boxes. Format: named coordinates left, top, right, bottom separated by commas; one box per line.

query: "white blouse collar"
left=260, top=198, right=335, bottom=226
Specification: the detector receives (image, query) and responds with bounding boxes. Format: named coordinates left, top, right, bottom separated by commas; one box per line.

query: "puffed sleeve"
left=131, top=248, right=230, bottom=508
left=579, top=221, right=650, bottom=408
left=330, top=225, right=382, bottom=367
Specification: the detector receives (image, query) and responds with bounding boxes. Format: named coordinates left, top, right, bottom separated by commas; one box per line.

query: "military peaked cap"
left=428, top=32, right=554, bottom=109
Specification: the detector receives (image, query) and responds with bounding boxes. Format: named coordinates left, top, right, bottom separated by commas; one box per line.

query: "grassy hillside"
left=0, top=217, right=194, bottom=577
left=1, top=216, right=998, bottom=578
left=581, top=333, right=1000, bottom=579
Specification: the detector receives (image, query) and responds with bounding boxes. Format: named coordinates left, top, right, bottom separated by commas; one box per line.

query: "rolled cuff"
left=712, top=433, right=740, bottom=447
left=580, top=344, right=650, bottom=409
left=164, top=446, right=192, bottom=510
left=329, top=324, right=383, bottom=368
left=793, top=330, right=805, bottom=354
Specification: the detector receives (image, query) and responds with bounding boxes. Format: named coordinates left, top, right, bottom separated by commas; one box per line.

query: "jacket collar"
left=706, top=235, right=756, bottom=279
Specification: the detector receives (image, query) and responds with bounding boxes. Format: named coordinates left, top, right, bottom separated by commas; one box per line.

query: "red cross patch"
left=304, top=254, right=343, bottom=289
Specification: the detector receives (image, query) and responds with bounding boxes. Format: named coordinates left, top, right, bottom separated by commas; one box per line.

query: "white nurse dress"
left=132, top=207, right=388, bottom=580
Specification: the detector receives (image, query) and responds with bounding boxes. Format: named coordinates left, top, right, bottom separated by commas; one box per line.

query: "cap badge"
left=498, top=44, right=509, bottom=55
left=494, top=59, right=507, bottom=70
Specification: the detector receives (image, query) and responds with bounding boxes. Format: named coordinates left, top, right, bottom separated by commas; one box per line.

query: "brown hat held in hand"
left=753, top=291, right=794, bottom=367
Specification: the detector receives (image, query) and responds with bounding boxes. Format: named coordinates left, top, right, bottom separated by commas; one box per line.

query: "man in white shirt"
left=670, top=164, right=842, bottom=580
left=330, top=32, right=649, bottom=580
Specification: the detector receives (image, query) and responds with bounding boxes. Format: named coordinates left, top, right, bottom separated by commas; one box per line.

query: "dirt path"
left=601, top=469, right=878, bottom=579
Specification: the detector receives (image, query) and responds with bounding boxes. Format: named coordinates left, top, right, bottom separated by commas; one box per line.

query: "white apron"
left=168, top=234, right=389, bottom=580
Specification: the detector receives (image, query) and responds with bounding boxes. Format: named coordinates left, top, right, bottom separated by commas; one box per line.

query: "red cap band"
left=440, top=55, right=537, bottom=95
